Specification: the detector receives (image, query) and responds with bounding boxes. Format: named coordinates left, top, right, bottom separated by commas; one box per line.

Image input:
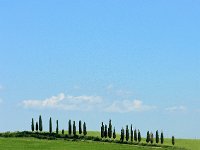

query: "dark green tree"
left=36, top=122, right=38, bottom=132
left=120, top=128, right=124, bottom=142
left=134, top=129, right=137, bottom=142
left=138, top=130, right=141, bottom=143
left=56, top=120, right=59, bottom=134
left=130, top=124, right=133, bottom=142
left=79, top=120, right=82, bottom=135
left=126, top=125, right=129, bottom=141
left=73, top=121, right=76, bottom=136
left=113, top=127, right=116, bottom=139
left=31, top=118, right=34, bottom=132
left=172, top=136, right=175, bottom=145
left=146, top=131, right=150, bottom=143
left=68, top=120, right=72, bottom=135
left=83, top=122, right=87, bottom=136
left=101, top=122, right=104, bottom=138
left=156, top=130, right=159, bottom=144
left=108, top=119, right=112, bottom=138
left=39, top=115, right=43, bottom=132
left=161, top=131, right=164, bottom=144
left=62, top=129, right=64, bottom=135
left=150, top=132, right=154, bottom=144
left=49, top=117, right=52, bottom=134
left=104, top=124, right=108, bottom=138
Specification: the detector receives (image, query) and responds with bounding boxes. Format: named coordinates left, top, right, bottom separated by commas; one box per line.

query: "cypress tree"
left=101, top=122, right=104, bottom=138
left=126, top=125, right=129, bottom=141
left=138, top=130, right=141, bottom=143
left=104, top=124, right=108, bottom=138
left=108, top=119, right=112, bottom=138
left=73, top=121, right=76, bottom=136
left=36, top=122, right=38, bottom=132
left=49, top=117, right=52, bottom=134
left=150, top=132, right=154, bottom=144
left=62, top=129, right=64, bottom=135
left=31, top=118, right=34, bottom=132
left=68, top=120, right=72, bottom=135
left=146, top=131, right=150, bottom=143
left=161, top=131, right=164, bottom=144
left=130, top=124, right=133, bottom=142
left=120, top=128, right=124, bottom=142
left=56, top=120, right=59, bottom=134
left=172, top=136, right=175, bottom=145
left=113, top=127, right=116, bottom=139
left=79, top=120, right=82, bottom=135
left=39, top=115, right=43, bottom=132
left=134, top=129, right=137, bottom=142
left=83, top=122, right=87, bottom=136
left=156, top=130, right=159, bottom=144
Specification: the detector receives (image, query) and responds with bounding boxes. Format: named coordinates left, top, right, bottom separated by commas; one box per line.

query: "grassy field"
left=0, top=131, right=199, bottom=150
left=0, top=137, right=182, bottom=150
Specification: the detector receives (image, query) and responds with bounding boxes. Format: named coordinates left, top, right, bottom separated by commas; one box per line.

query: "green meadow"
left=0, top=131, right=199, bottom=150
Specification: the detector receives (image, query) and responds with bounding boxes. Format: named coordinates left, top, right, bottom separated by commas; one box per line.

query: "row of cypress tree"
left=120, top=125, right=141, bottom=142
left=31, top=116, right=174, bottom=145
left=100, top=120, right=175, bottom=145
left=31, top=115, right=87, bottom=136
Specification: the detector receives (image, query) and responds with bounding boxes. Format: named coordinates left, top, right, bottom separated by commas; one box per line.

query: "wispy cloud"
left=105, top=84, right=132, bottom=97
left=165, top=105, right=187, bottom=112
left=22, top=93, right=103, bottom=111
left=104, top=100, right=156, bottom=113
left=21, top=92, right=157, bottom=113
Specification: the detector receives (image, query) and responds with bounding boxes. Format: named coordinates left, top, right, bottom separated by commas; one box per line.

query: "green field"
left=0, top=131, right=199, bottom=150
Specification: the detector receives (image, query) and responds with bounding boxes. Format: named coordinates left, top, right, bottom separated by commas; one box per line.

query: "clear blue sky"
left=0, top=0, right=200, bottom=139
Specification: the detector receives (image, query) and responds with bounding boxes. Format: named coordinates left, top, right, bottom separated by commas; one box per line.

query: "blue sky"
left=0, top=0, right=200, bottom=138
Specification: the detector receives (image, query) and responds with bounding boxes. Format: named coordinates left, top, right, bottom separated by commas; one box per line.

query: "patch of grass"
left=0, top=137, right=181, bottom=150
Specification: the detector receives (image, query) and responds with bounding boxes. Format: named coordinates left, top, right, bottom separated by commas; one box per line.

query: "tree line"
left=101, top=119, right=175, bottom=145
left=31, top=115, right=87, bottom=136
left=31, top=116, right=175, bottom=146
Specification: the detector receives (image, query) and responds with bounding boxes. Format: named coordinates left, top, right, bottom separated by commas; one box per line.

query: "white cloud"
left=105, top=84, right=132, bottom=98
left=104, top=100, right=156, bottom=113
left=22, top=93, right=102, bottom=111
left=165, top=105, right=187, bottom=112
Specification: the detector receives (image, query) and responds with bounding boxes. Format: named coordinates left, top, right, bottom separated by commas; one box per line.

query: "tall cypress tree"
left=49, top=117, right=52, bottom=134
left=68, top=120, right=72, bottom=135
left=56, top=120, right=59, bottom=134
left=150, top=132, right=154, bottom=144
left=83, top=122, right=87, bottom=136
left=36, top=122, right=38, bottom=132
left=120, top=128, right=124, bottom=142
left=156, top=130, right=159, bottom=144
left=134, top=129, right=137, bottom=142
left=39, top=115, right=43, bottom=132
left=161, top=131, right=164, bottom=144
left=73, top=121, right=76, bottom=136
left=146, top=131, right=150, bottom=143
left=130, top=124, right=133, bottom=142
left=31, top=118, right=34, bottom=132
left=79, top=120, right=82, bottom=135
left=172, top=136, right=175, bottom=145
left=101, top=122, right=104, bottom=138
left=113, top=127, right=116, bottom=139
left=138, top=130, right=141, bottom=143
left=126, top=125, right=129, bottom=141
left=104, top=124, right=108, bottom=138
left=108, top=119, right=112, bottom=138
